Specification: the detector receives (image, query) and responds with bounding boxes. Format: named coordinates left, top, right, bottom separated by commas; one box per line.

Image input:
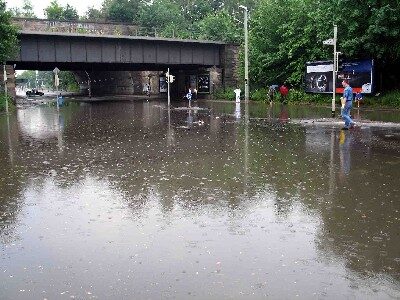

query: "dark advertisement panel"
left=305, top=61, right=334, bottom=93
left=305, top=59, right=373, bottom=94
left=198, top=74, right=210, bottom=93
left=336, top=60, right=373, bottom=94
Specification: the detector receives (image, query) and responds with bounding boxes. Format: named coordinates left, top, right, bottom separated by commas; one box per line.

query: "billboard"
left=305, top=59, right=374, bottom=94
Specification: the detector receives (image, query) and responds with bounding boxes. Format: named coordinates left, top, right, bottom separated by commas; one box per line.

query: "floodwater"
left=0, top=100, right=399, bottom=299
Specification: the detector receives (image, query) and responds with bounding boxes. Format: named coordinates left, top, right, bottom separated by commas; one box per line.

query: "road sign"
left=55, top=75, right=59, bottom=87
left=53, top=67, right=60, bottom=74
left=3, top=67, right=7, bottom=82
left=323, top=38, right=334, bottom=45
left=167, top=75, right=175, bottom=83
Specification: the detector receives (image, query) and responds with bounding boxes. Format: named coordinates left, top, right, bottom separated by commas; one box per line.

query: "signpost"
left=166, top=68, right=170, bottom=107
left=53, top=67, right=60, bottom=110
left=323, top=25, right=338, bottom=117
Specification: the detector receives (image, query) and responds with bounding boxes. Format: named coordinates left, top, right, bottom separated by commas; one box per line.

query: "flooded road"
left=1, top=101, right=399, bottom=299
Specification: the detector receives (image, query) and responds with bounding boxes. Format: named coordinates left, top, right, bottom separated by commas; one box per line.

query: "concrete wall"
left=0, top=65, right=16, bottom=100
left=221, top=45, right=240, bottom=89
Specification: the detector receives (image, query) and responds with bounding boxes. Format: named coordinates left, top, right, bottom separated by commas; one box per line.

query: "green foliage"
left=0, top=0, right=18, bottom=62
left=138, top=0, right=184, bottom=30
left=62, top=4, right=79, bottom=21
left=286, top=90, right=329, bottom=104
left=59, top=71, right=79, bottom=92
left=363, top=90, right=400, bottom=108
left=0, top=92, right=14, bottom=112
left=249, top=0, right=400, bottom=90
left=105, top=0, right=142, bottom=23
left=9, top=0, right=36, bottom=18
left=44, top=0, right=78, bottom=21
left=17, top=70, right=79, bottom=92
left=195, top=9, right=240, bottom=43
left=83, top=6, right=104, bottom=21
left=250, top=88, right=268, bottom=102
left=250, top=0, right=330, bottom=87
left=44, top=0, right=63, bottom=19
left=214, top=87, right=236, bottom=100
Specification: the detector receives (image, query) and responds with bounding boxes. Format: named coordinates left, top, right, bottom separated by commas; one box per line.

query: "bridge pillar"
left=0, top=65, right=16, bottom=101
left=222, top=44, right=240, bottom=89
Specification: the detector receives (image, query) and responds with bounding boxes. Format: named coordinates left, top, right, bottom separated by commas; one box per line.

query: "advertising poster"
left=159, top=76, right=167, bottom=93
left=305, top=61, right=334, bottom=93
left=198, top=74, right=210, bottom=93
left=305, top=59, right=373, bottom=94
left=336, top=60, right=373, bottom=94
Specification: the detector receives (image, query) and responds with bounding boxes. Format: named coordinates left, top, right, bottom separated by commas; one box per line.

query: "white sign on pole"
left=323, top=39, right=334, bottom=45
left=53, top=67, right=60, bottom=74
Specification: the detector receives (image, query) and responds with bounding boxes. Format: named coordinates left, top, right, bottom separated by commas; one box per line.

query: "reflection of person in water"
left=278, top=103, right=289, bottom=123
left=339, top=130, right=351, bottom=177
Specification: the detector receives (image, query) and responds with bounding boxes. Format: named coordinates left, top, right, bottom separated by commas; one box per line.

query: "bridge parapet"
left=12, top=18, right=197, bottom=39
left=12, top=18, right=145, bottom=37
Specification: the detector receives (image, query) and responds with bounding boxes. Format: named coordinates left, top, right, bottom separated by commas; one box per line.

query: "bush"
left=250, top=88, right=268, bottom=102
left=213, top=87, right=236, bottom=101
left=287, top=89, right=330, bottom=104
left=363, top=90, right=400, bottom=108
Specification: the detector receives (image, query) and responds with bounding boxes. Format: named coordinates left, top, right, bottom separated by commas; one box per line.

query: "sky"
left=7, top=0, right=104, bottom=18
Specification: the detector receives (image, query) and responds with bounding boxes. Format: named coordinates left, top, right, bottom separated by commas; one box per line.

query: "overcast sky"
left=7, top=0, right=104, bottom=18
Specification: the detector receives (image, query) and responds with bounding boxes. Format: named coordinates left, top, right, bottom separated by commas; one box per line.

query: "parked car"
left=26, top=89, right=44, bottom=96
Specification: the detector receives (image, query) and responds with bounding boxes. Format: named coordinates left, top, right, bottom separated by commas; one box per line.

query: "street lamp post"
left=3, top=64, right=8, bottom=113
left=332, top=25, right=337, bottom=117
left=239, top=5, right=249, bottom=103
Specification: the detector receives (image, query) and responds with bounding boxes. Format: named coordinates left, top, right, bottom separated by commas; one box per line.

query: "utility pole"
left=167, top=68, right=170, bottom=107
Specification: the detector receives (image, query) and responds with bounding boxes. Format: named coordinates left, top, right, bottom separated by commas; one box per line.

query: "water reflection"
left=0, top=101, right=399, bottom=298
left=339, top=130, right=351, bottom=177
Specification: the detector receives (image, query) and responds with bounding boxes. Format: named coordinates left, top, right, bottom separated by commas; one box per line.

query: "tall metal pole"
left=167, top=68, right=170, bottom=107
left=332, top=25, right=337, bottom=117
left=243, top=7, right=249, bottom=103
left=3, top=64, right=8, bottom=113
left=56, top=76, right=59, bottom=111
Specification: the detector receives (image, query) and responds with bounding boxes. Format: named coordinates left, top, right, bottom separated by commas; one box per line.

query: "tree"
left=104, top=0, right=143, bottom=23
left=196, top=9, right=240, bottom=43
left=44, top=0, right=63, bottom=19
left=21, top=0, right=36, bottom=18
left=138, top=0, right=186, bottom=30
left=62, top=4, right=79, bottom=21
left=0, top=0, right=18, bottom=63
left=249, top=0, right=400, bottom=89
left=9, top=0, right=36, bottom=18
left=84, top=6, right=104, bottom=21
left=44, top=0, right=78, bottom=21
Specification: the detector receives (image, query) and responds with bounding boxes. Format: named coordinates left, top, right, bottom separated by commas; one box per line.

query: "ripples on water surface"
left=0, top=101, right=399, bottom=299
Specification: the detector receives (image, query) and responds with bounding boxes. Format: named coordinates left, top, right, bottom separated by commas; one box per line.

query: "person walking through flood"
left=340, top=80, right=355, bottom=130
left=279, top=83, right=289, bottom=103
